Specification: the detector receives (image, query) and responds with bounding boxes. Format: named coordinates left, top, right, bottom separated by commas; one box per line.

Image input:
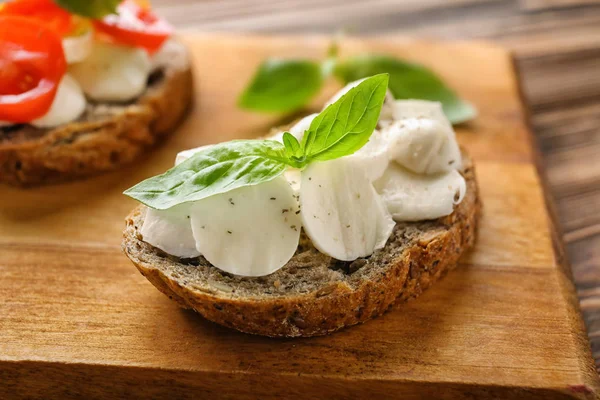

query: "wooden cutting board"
left=1, top=34, right=598, bottom=399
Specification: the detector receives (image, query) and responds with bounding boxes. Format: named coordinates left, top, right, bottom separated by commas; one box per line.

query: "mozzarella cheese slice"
left=284, top=168, right=301, bottom=193
left=392, top=100, right=447, bottom=121
left=151, top=38, right=182, bottom=70
left=62, top=30, right=93, bottom=64
left=31, top=74, right=86, bottom=128
left=379, top=91, right=396, bottom=124
left=374, top=162, right=466, bottom=222
left=300, top=157, right=395, bottom=261
left=140, top=204, right=201, bottom=258
left=347, top=129, right=389, bottom=181
left=189, top=176, right=301, bottom=276
left=384, top=100, right=462, bottom=174
left=69, top=41, right=151, bottom=102
left=384, top=118, right=449, bottom=174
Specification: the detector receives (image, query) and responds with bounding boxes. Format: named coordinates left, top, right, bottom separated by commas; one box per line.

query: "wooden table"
left=3, top=33, right=599, bottom=398
left=150, top=0, right=600, bottom=371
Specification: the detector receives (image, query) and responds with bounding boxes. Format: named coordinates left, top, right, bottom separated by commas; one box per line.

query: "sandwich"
left=0, top=0, right=192, bottom=186
left=122, top=74, right=480, bottom=337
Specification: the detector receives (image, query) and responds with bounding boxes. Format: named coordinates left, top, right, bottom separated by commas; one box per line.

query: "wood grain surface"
left=1, top=34, right=598, bottom=399
left=148, top=0, right=600, bottom=372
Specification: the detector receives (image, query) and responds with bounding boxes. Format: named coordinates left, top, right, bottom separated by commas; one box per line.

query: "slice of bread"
left=0, top=39, right=193, bottom=186
left=122, top=152, right=480, bottom=337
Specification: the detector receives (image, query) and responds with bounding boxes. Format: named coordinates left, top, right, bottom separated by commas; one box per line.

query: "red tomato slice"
left=93, top=0, right=172, bottom=53
left=0, top=16, right=67, bottom=123
left=0, top=0, right=74, bottom=36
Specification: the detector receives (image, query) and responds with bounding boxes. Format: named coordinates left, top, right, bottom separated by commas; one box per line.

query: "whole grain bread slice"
left=122, top=152, right=480, bottom=337
left=0, top=39, right=193, bottom=186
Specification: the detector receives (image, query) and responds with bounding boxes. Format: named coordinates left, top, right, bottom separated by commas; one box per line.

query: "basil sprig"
left=238, top=46, right=476, bottom=125
left=125, top=74, right=388, bottom=210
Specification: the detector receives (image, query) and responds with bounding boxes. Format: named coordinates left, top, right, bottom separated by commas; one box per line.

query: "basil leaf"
left=334, top=55, right=476, bottom=124
left=238, top=59, right=323, bottom=113
left=124, top=140, right=290, bottom=210
left=282, top=132, right=302, bottom=158
left=54, top=0, right=121, bottom=18
left=301, top=74, right=388, bottom=163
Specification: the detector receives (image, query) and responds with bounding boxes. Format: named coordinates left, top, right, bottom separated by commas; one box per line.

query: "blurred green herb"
left=238, top=59, right=324, bottom=113
left=54, top=0, right=121, bottom=18
left=238, top=42, right=476, bottom=125
left=334, top=55, right=475, bottom=124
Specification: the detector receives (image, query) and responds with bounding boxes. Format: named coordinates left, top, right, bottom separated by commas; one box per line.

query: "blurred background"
left=149, top=0, right=600, bottom=368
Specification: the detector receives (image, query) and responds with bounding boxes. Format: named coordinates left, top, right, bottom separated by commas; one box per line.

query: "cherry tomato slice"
left=93, top=0, right=172, bottom=53
left=0, top=0, right=74, bottom=36
left=0, top=16, right=67, bottom=123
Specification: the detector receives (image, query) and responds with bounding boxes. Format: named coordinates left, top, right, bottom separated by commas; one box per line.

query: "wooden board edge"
left=511, top=55, right=600, bottom=395
left=0, top=359, right=594, bottom=400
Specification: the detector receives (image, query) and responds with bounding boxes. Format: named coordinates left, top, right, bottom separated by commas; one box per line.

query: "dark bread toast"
left=122, top=152, right=480, bottom=337
left=0, top=39, right=193, bottom=186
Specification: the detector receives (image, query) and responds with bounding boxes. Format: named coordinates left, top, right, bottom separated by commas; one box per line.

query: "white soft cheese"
left=31, top=74, right=86, bottom=128
left=384, top=100, right=462, bottom=174
left=300, top=157, right=395, bottom=261
left=391, top=99, right=447, bottom=121
left=69, top=41, right=151, bottom=102
left=62, top=30, right=93, bottom=64
left=374, top=162, right=466, bottom=222
left=346, top=129, right=389, bottom=181
left=384, top=118, right=455, bottom=175
left=189, top=175, right=301, bottom=276
left=140, top=204, right=201, bottom=258
left=151, top=38, right=183, bottom=70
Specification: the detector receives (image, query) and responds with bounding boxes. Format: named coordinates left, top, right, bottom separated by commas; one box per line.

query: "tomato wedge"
left=93, top=0, right=172, bottom=53
left=0, top=16, right=67, bottom=123
left=0, top=0, right=74, bottom=36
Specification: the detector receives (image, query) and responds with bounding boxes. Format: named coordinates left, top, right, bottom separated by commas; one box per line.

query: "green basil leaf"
left=238, top=59, right=323, bottom=113
left=54, top=0, right=121, bottom=18
left=334, top=55, right=476, bottom=124
left=124, top=140, right=290, bottom=210
left=282, top=132, right=302, bottom=159
left=301, top=73, right=389, bottom=163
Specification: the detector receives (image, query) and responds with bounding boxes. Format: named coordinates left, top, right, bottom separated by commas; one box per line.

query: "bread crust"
left=122, top=154, right=480, bottom=337
left=0, top=40, right=193, bottom=186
